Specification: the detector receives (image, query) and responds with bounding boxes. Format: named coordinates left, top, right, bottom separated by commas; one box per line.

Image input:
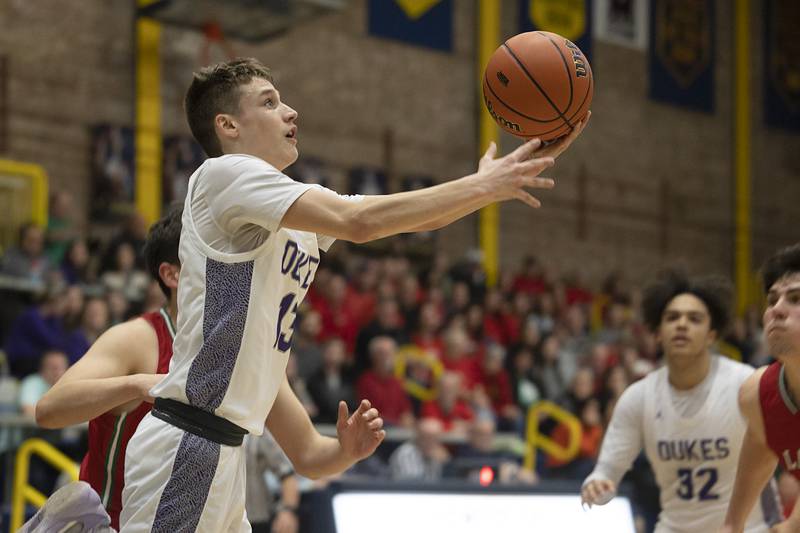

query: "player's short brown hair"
left=184, top=58, right=274, bottom=157
left=762, top=243, right=800, bottom=293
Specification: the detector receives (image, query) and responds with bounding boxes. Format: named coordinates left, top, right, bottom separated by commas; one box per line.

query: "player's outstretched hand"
left=536, top=111, right=591, bottom=160
left=477, top=138, right=555, bottom=208
left=336, top=399, right=386, bottom=462
left=580, top=478, right=616, bottom=508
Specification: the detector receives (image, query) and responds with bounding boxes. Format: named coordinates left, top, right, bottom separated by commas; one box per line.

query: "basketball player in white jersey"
left=581, top=271, right=781, bottom=532
left=121, top=58, right=589, bottom=531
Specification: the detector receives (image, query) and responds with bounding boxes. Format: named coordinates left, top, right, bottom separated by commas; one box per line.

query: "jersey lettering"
left=280, top=240, right=318, bottom=287
left=656, top=438, right=729, bottom=461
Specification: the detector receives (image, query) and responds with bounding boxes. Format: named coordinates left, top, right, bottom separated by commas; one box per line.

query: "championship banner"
left=648, top=0, right=715, bottom=112
left=593, top=0, right=648, bottom=50
left=519, top=0, right=592, bottom=62
left=367, top=0, right=453, bottom=52
left=764, top=0, right=800, bottom=132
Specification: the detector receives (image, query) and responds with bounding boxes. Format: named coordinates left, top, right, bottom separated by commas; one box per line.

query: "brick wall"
left=1, top=0, right=798, bottom=286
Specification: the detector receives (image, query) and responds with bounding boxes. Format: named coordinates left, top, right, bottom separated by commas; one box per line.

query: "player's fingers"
left=538, top=113, right=589, bottom=158
left=587, top=482, right=604, bottom=503
left=362, top=408, right=379, bottom=420
left=376, top=429, right=387, bottom=442
left=518, top=157, right=554, bottom=176
left=515, top=190, right=541, bottom=208
left=337, top=401, right=349, bottom=426
left=354, top=399, right=371, bottom=417
left=481, top=141, right=497, bottom=164
left=599, top=480, right=615, bottom=494
left=509, top=137, right=542, bottom=161
left=521, top=176, right=555, bottom=190
left=368, top=417, right=384, bottom=430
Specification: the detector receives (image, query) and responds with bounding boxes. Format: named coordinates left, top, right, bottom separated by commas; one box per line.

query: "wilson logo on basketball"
left=565, top=40, right=588, bottom=78
left=496, top=71, right=510, bottom=86
left=483, top=97, right=521, bottom=132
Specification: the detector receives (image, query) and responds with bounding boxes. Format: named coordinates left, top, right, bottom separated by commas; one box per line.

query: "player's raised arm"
left=581, top=380, right=646, bottom=507
left=35, top=319, right=163, bottom=429
left=721, top=368, right=779, bottom=533
left=280, top=117, right=587, bottom=243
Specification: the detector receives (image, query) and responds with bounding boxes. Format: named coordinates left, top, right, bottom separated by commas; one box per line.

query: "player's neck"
left=167, top=297, right=178, bottom=325
left=782, top=358, right=800, bottom=406
left=667, top=351, right=712, bottom=390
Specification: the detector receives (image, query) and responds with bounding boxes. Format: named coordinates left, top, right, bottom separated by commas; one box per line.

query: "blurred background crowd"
left=2, top=191, right=797, bottom=531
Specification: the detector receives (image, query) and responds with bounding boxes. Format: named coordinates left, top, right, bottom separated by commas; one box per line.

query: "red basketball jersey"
left=79, top=308, right=175, bottom=529
left=759, top=361, right=800, bottom=481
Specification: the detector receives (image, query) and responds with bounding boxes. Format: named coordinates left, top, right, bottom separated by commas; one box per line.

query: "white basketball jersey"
left=641, top=357, right=771, bottom=532
left=151, top=154, right=340, bottom=435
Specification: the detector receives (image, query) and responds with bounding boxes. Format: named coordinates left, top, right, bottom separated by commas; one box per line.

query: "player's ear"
left=706, top=328, right=717, bottom=347
left=158, top=262, right=180, bottom=291
left=215, top=113, right=238, bottom=140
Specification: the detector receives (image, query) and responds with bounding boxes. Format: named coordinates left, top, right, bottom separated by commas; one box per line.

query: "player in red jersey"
left=721, top=244, right=800, bottom=533
left=35, top=207, right=182, bottom=529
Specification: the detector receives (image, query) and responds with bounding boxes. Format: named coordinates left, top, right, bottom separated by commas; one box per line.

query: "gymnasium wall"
left=0, top=0, right=798, bottom=286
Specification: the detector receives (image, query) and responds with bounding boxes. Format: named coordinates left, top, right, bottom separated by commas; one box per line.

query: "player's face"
left=764, top=273, right=800, bottom=360
left=658, top=293, right=716, bottom=365
left=233, top=78, right=299, bottom=171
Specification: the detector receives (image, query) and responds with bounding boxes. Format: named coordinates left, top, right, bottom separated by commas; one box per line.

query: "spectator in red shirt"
left=353, top=298, right=407, bottom=374
left=441, top=326, right=480, bottom=390
left=564, top=271, right=593, bottom=307
left=413, top=302, right=444, bottom=360
left=474, top=344, right=520, bottom=431
left=348, top=262, right=379, bottom=328
left=315, top=274, right=360, bottom=352
left=356, top=336, right=414, bottom=428
left=421, top=371, right=474, bottom=435
left=482, top=288, right=509, bottom=345
left=511, top=255, right=546, bottom=296
left=546, top=398, right=604, bottom=480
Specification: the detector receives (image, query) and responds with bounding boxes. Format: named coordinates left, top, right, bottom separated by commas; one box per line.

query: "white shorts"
left=120, top=412, right=250, bottom=532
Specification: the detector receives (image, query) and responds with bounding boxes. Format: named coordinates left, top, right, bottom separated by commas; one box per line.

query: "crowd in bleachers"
left=2, top=193, right=799, bottom=526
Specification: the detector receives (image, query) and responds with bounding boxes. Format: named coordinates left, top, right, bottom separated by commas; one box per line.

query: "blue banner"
left=764, top=0, right=800, bottom=132
left=518, top=0, right=592, bottom=62
left=648, top=0, right=715, bottom=112
left=368, top=0, right=452, bottom=52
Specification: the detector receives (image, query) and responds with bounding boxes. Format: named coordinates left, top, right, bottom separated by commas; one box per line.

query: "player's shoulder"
left=636, top=364, right=667, bottom=390
left=211, top=153, right=280, bottom=174
left=618, top=374, right=652, bottom=405
left=736, top=365, right=769, bottom=414
left=95, top=317, right=158, bottom=356
left=82, top=317, right=159, bottom=374
left=739, top=365, right=768, bottom=398
left=715, top=355, right=756, bottom=382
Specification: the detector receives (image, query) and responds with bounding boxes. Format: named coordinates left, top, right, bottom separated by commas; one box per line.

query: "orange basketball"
left=482, top=31, right=593, bottom=141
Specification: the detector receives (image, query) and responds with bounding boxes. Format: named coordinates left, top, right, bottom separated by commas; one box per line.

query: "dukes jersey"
left=150, top=154, right=348, bottom=435
left=586, top=356, right=781, bottom=532
left=79, top=308, right=175, bottom=529
left=759, top=362, right=800, bottom=481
